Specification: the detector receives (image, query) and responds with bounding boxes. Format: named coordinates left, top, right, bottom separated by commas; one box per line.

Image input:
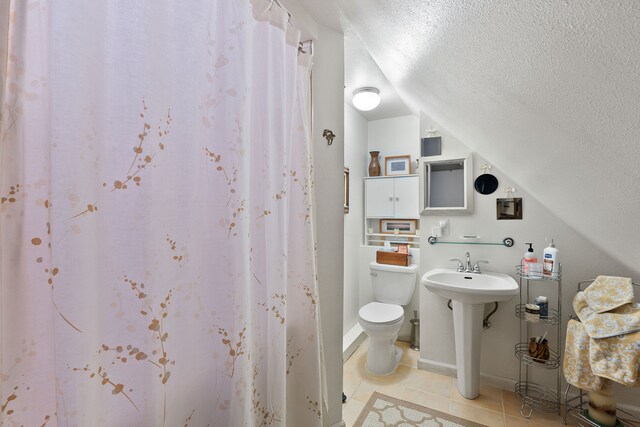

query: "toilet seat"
left=358, top=302, right=403, bottom=325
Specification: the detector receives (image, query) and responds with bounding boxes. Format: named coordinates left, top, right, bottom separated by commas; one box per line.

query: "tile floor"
left=342, top=339, right=575, bottom=427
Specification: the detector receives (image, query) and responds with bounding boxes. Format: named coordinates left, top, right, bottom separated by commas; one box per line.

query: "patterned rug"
left=353, top=392, right=487, bottom=427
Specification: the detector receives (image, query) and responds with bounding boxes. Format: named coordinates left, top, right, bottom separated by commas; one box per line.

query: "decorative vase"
left=368, top=151, right=381, bottom=176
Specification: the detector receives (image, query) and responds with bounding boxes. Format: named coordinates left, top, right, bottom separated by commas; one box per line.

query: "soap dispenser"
left=523, top=243, right=538, bottom=275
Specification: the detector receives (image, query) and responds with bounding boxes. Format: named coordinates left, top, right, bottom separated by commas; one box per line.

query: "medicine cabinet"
left=419, top=153, right=473, bottom=215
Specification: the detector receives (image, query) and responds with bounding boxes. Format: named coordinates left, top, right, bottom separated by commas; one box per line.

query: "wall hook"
left=504, top=186, right=517, bottom=197
left=323, top=129, right=336, bottom=145
left=425, top=126, right=438, bottom=137
left=480, top=164, right=493, bottom=173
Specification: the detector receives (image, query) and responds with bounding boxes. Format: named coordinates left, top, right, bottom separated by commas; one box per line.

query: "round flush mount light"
left=352, top=87, right=381, bottom=111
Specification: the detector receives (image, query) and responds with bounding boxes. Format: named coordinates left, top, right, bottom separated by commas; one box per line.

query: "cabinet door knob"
left=388, top=196, right=393, bottom=201
left=395, top=197, right=400, bottom=201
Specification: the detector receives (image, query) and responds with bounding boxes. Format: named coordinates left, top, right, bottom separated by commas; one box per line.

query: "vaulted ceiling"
left=299, top=0, right=640, bottom=275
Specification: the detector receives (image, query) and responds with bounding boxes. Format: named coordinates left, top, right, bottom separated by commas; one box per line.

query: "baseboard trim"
left=417, top=358, right=457, bottom=378
left=417, top=358, right=515, bottom=391
left=328, top=420, right=346, bottom=427
left=342, top=323, right=366, bottom=362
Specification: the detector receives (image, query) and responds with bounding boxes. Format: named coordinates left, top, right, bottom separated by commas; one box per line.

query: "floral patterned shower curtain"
left=0, top=0, right=323, bottom=425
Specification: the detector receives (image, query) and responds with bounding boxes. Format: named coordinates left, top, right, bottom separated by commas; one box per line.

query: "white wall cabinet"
left=364, top=175, right=420, bottom=247
left=365, top=175, right=419, bottom=218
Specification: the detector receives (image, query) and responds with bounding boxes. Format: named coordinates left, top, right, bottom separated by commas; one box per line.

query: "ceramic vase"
left=368, top=151, right=381, bottom=176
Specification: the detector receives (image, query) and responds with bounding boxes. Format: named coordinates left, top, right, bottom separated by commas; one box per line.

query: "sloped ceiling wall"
left=336, top=0, right=640, bottom=276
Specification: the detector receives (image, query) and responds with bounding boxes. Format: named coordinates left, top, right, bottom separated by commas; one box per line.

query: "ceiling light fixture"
left=352, top=87, right=381, bottom=111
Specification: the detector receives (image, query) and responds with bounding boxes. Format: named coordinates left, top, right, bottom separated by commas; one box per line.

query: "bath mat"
left=353, top=392, right=487, bottom=427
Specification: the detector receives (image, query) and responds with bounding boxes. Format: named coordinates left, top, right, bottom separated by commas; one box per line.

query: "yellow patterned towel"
left=584, top=275, right=634, bottom=313
left=574, top=292, right=640, bottom=338
left=563, top=320, right=604, bottom=392
left=564, top=277, right=640, bottom=389
left=590, top=329, right=640, bottom=387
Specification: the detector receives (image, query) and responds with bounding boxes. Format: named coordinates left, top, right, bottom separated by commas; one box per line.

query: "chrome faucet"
left=450, top=252, right=489, bottom=274
left=473, top=260, right=489, bottom=273
left=465, top=252, right=472, bottom=272
left=449, top=258, right=464, bottom=272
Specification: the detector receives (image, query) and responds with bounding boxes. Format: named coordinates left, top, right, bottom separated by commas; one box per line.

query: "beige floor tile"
left=505, top=413, right=573, bottom=427
left=402, top=367, right=454, bottom=397
left=536, top=411, right=570, bottom=425
left=451, top=381, right=504, bottom=413
left=548, top=413, right=578, bottom=426
left=397, top=340, right=420, bottom=368
left=504, top=415, right=543, bottom=427
left=449, top=401, right=506, bottom=427
left=402, top=386, right=451, bottom=413
left=353, top=337, right=369, bottom=358
left=342, top=398, right=365, bottom=427
left=502, top=390, right=565, bottom=425
left=501, top=390, right=523, bottom=418
left=365, top=363, right=413, bottom=384
left=343, top=351, right=367, bottom=383
left=350, top=379, right=407, bottom=404
left=343, top=339, right=549, bottom=427
left=343, top=369, right=362, bottom=403
left=343, top=345, right=366, bottom=372
left=352, top=354, right=414, bottom=387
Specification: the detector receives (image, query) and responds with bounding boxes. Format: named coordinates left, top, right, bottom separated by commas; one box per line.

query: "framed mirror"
left=474, top=173, right=499, bottom=195
left=497, top=198, right=522, bottom=220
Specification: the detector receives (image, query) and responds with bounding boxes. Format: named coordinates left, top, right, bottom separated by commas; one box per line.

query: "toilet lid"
left=359, top=302, right=403, bottom=324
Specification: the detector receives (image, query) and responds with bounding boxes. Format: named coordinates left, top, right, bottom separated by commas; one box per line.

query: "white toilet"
left=358, top=261, right=418, bottom=375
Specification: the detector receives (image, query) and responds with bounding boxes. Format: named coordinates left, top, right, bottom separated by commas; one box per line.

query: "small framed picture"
left=379, top=219, right=417, bottom=235
left=397, top=243, right=409, bottom=254
left=497, top=198, right=522, bottom=220
left=384, top=155, right=411, bottom=176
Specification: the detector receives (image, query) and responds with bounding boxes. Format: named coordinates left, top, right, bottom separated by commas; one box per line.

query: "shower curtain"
left=0, top=0, right=324, bottom=426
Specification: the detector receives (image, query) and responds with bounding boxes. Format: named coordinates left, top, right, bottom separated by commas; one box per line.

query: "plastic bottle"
left=535, top=296, right=548, bottom=319
left=543, top=239, right=559, bottom=277
left=523, top=243, right=538, bottom=275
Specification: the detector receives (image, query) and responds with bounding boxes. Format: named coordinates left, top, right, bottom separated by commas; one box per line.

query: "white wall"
left=417, top=114, right=640, bottom=408
left=368, top=115, right=420, bottom=175
left=312, top=24, right=345, bottom=427
left=343, top=106, right=367, bottom=335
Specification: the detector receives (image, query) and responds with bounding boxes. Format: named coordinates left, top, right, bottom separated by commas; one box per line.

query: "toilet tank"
left=369, top=261, right=418, bottom=305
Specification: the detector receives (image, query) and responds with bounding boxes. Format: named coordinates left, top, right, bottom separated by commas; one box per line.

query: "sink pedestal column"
left=452, top=301, right=484, bottom=399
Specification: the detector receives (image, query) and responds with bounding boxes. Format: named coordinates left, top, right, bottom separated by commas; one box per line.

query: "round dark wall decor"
left=474, top=174, right=499, bottom=195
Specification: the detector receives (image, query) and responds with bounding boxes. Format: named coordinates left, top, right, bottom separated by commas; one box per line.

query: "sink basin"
left=421, top=268, right=518, bottom=400
left=422, top=269, right=518, bottom=304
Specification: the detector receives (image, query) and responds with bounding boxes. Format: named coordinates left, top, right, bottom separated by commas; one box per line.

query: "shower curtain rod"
left=268, top=0, right=314, bottom=56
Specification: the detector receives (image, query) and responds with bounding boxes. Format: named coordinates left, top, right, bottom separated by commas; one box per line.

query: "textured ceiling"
left=298, top=0, right=640, bottom=275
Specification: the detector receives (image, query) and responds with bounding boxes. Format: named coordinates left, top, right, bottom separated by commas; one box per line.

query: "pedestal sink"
left=422, top=268, right=518, bottom=399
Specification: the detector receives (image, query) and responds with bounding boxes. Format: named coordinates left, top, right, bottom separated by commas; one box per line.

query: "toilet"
left=358, top=261, right=418, bottom=375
